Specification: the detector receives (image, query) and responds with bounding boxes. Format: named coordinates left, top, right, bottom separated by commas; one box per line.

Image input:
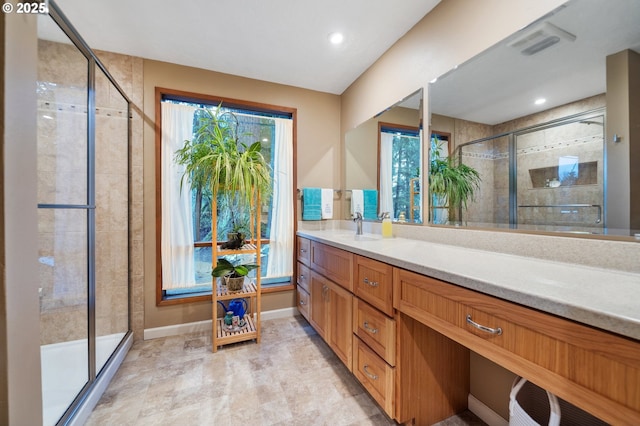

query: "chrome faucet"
left=353, top=212, right=363, bottom=235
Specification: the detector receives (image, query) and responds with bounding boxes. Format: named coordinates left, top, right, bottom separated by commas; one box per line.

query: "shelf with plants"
left=210, top=190, right=262, bottom=351
left=175, top=105, right=271, bottom=353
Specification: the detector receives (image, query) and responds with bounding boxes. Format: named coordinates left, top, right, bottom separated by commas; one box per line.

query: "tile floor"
left=86, top=315, right=486, bottom=425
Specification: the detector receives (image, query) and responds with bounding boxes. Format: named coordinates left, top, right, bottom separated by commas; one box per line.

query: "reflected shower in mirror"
left=344, top=89, right=423, bottom=222
left=428, top=0, right=640, bottom=237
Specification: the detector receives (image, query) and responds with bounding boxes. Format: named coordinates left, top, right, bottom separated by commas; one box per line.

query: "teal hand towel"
left=302, top=187, right=322, bottom=220
left=363, top=189, right=378, bottom=220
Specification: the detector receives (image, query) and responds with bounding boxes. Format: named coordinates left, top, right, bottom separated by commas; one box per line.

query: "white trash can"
left=509, top=377, right=561, bottom=426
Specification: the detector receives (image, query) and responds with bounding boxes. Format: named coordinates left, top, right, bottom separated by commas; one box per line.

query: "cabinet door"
left=309, top=270, right=328, bottom=340
left=328, top=282, right=353, bottom=371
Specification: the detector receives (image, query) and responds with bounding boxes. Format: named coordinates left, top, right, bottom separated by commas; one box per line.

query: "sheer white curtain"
left=267, top=118, right=293, bottom=278
left=161, top=102, right=197, bottom=290
left=379, top=132, right=394, bottom=218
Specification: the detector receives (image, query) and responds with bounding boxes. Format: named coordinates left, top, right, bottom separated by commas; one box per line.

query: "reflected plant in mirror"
left=429, top=136, right=481, bottom=224
left=428, top=0, right=640, bottom=238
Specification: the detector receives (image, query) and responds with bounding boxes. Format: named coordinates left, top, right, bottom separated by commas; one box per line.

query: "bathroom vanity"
left=296, top=229, right=640, bottom=425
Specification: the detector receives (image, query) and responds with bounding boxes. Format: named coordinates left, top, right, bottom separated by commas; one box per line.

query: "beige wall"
left=1, top=9, right=43, bottom=425
left=142, top=59, right=341, bottom=329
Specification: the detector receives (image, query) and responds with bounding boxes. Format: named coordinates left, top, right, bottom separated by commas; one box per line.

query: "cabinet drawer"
left=353, top=298, right=396, bottom=366
left=311, top=241, right=353, bottom=291
left=353, top=335, right=394, bottom=418
left=394, top=268, right=640, bottom=425
left=297, top=237, right=310, bottom=266
left=297, top=287, right=310, bottom=321
left=296, top=262, right=310, bottom=292
left=354, top=255, right=393, bottom=316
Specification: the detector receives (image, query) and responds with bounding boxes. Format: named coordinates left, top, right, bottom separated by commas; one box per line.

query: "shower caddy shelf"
left=211, top=190, right=262, bottom=352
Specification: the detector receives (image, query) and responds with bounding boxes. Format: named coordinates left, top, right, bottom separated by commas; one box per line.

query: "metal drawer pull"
left=363, top=365, right=378, bottom=380
left=466, top=314, right=502, bottom=335
left=297, top=274, right=304, bottom=284
left=363, top=277, right=379, bottom=287
left=363, top=321, right=378, bottom=334
left=299, top=299, right=306, bottom=306
left=299, top=248, right=307, bottom=253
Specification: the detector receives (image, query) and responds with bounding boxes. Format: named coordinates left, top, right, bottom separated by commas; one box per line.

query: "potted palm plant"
left=174, top=106, right=272, bottom=206
left=429, top=136, right=481, bottom=224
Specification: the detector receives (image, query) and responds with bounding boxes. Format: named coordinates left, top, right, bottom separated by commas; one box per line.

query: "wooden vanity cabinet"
left=394, top=267, right=640, bottom=425
left=296, top=236, right=640, bottom=425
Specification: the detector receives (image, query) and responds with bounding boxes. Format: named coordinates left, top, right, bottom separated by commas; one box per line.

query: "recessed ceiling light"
left=534, top=98, right=546, bottom=105
left=328, top=32, right=344, bottom=45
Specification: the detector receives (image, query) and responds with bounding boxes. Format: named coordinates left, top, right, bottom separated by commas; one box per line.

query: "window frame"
left=155, top=87, right=297, bottom=306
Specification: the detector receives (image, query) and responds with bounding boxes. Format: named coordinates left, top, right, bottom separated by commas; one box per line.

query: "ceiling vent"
left=509, top=22, right=576, bottom=56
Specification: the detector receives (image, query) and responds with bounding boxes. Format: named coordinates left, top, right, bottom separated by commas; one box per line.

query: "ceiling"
left=429, top=0, right=640, bottom=125
left=47, top=0, right=441, bottom=95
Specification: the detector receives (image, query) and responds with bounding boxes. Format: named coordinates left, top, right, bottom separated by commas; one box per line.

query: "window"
left=156, top=89, right=296, bottom=304
left=379, top=123, right=422, bottom=222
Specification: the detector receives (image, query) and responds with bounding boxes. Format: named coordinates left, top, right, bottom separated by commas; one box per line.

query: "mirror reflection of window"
left=559, top=155, right=579, bottom=185
left=379, top=124, right=422, bottom=223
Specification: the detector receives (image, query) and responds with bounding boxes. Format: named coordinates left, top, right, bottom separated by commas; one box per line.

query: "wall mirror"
left=344, top=89, right=423, bottom=223
left=428, top=0, right=640, bottom=238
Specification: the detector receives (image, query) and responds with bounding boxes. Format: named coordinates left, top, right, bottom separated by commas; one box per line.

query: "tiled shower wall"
left=37, top=40, right=144, bottom=344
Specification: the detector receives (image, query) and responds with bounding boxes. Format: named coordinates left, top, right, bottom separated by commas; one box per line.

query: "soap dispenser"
left=381, top=212, right=393, bottom=238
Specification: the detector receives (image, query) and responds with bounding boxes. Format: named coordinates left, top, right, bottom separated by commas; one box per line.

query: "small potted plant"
left=211, top=258, right=259, bottom=292
left=219, top=194, right=250, bottom=249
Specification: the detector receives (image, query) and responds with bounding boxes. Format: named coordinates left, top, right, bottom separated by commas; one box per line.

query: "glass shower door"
left=94, top=69, right=130, bottom=374
left=37, top=24, right=90, bottom=425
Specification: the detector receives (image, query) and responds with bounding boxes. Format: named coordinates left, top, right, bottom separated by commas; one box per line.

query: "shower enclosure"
left=37, top=4, right=132, bottom=425
left=458, top=110, right=605, bottom=233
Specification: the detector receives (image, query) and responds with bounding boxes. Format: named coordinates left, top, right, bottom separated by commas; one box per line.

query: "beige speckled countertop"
left=297, top=227, right=640, bottom=341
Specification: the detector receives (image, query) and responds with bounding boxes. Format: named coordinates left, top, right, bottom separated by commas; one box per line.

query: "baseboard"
left=144, top=307, right=298, bottom=340
left=260, top=307, right=297, bottom=321
left=468, top=394, right=508, bottom=426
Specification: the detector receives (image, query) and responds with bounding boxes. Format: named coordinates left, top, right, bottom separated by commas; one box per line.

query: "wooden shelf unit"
left=211, top=191, right=261, bottom=352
